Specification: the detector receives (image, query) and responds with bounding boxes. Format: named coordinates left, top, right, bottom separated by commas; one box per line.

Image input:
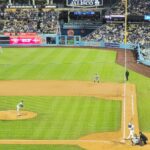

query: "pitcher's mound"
left=0, top=110, right=37, bottom=120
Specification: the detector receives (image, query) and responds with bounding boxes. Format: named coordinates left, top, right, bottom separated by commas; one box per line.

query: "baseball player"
left=127, top=122, right=135, bottom=139
left=94, top=73, right=100, bottom=83
left=16, top=101, right=24, bottom=116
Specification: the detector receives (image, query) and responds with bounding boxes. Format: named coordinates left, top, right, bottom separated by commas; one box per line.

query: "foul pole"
left=123, top=0, right=128, bottom=140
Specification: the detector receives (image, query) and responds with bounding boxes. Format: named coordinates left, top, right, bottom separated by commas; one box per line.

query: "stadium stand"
left=128, top=23, right=150, bottom=44
left=82, top=23, right=124, bottom=43
left=129, top=0, right=150, bottom=16
left=105, top=1, right=124, bottom=15
left=105, top=0, right=150, bottom=16
left=1, top=9, right=59, bottom=34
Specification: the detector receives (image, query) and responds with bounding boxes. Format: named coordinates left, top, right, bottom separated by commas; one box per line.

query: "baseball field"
left=0, top=47, right=149, bottom=150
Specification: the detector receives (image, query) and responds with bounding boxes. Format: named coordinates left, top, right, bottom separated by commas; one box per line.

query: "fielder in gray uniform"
left=94, top=73, right=100, bottom=83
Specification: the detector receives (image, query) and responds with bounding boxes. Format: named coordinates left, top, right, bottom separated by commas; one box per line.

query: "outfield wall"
left=0, top=34, right=135, bottom=49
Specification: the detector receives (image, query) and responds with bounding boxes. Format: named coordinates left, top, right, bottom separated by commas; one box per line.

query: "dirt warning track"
left=0, top=80, right=146, bottom=150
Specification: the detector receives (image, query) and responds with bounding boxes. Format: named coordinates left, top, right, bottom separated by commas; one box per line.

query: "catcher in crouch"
left=16, top=100, right=24, bottom=116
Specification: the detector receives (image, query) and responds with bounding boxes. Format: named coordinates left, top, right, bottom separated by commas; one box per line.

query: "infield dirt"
left=0, top=80, right=149, bottom=150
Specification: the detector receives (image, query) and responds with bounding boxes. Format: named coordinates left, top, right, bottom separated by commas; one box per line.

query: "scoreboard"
left=67, top=0, right=103, bottom=7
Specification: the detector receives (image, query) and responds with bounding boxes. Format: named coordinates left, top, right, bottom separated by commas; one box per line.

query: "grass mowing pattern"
left=0, top=96, right=121, bottom=139
left=0, top=47, right=149, bottom=132
left=0, top=145, right=85, bottom=150
left=0, top=48, right=123, bottom=82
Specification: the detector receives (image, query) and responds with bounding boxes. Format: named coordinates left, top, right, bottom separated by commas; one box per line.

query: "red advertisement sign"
left=10, top=36, right=42, bottom=44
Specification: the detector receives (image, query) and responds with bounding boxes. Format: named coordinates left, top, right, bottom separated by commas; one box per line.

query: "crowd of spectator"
left=83, top=23, right=124, bottom=43
left=0, top=8, right=59, bottom=34
left=129, top=0, right=150, bottom=16
left=105, top=2, right=124, bottom=15
left=127, top=23, right=150, bottom=44
left=105, top=0, right=150, bottom=16
left=0, top=9, right=4, bottom=32
left=83, top=23, right=150, bottom=44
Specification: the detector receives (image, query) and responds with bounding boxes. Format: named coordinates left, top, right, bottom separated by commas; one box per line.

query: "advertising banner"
left=19, top=33, right=37, bottom=36
left=4, top=32, right=37, bottom=36
left=67, top=0, right=103, bottom=7
left=10, top=36, right=42, bottom=44
left=104, top=42, right=120, bottom=48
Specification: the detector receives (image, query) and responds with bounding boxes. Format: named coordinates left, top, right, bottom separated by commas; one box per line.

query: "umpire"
left=125, top=70, right=129, bottom=81
left=139, top=131, right=148, bottom=145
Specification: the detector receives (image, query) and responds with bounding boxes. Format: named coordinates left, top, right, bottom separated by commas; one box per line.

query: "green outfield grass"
left=0, top=48, right=124, bottom=82
left=0, top=145, right=85, bottom=150
left=130, top=73, right=150, bottom=131
left=0, top=96, right=121, bottom=139
left=0, top=47, right=149, bottom=134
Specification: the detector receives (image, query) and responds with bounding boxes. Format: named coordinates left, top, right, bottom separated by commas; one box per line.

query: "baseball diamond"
left=0, top=47, right=149, bottom=150
left=0, top=0, right=150, bottom=149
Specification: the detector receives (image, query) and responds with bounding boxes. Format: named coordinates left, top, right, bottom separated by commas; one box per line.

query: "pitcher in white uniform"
left=16, top=101, right=24, bottom=116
